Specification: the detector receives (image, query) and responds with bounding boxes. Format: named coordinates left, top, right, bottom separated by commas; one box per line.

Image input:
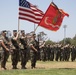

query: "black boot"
left=12, top=65, right=18, bottom=69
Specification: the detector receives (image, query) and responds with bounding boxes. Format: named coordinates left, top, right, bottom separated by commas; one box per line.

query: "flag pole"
left=34, top=23, right=35, bottom=33
left=18, top=18, right=20, bottom=32
left=34, top=25, right=39, bottom=33
left=18, top=0, right=20, bottom=32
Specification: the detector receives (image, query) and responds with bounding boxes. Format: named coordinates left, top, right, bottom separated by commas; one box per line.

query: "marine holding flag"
left=39, top=2, right=69, bottom=31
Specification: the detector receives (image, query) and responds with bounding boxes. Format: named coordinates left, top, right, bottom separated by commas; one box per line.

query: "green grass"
left=0, top=56, right=76, bottom=75
left=0, top=69, right=76, bottom=75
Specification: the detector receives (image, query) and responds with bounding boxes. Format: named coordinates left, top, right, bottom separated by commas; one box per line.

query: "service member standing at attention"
left=30, top=33, right=38, bottom=69
left=0, top=30, right=9, bottom=70
left=19, top=30, right=28, bottom=69
left=11, top=30, right=20, bottom=69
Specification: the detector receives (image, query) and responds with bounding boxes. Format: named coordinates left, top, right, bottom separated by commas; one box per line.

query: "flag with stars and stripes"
left=19, top=0, right=44, bottom=24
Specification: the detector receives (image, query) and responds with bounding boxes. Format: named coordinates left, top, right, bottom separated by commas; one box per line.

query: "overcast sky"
left=0, top=0, right=76, bottom=42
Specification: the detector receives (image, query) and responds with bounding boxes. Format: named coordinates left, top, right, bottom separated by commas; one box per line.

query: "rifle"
left=39, top=37, right=48, bottom=48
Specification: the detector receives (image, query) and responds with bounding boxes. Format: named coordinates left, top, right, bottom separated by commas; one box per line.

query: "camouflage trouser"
left=11, top=49, right=19, bottom=68
left=30, top=51, right=37, bottom=68
left=46, top=52, right=50, bottom=61
left=71, top=53, right=75, bottom=61
left=50, top=52, right=54, bottom=61
left=40, top=51, right=46, bottom=61
left=20, top=49, right=27, bottom=68
left=0, top=51, right=1, bottom=61
left=0, top=50, right=9, bottom=68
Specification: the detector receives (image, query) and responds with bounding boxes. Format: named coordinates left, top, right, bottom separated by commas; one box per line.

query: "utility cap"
left=2, top=30, right=7, bottom=33
left=32, top=33, right=36, bottom=36
left=13, top=30, right=17, bottom=32
left=21, top=30, right=25, bottom=33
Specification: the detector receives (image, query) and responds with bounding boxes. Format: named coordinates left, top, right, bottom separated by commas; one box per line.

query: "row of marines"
left=0, top=30, right=76, bottom=70
left=40, top=44, right=76, bottom=62
left=0, top=30, right=39, bottom=70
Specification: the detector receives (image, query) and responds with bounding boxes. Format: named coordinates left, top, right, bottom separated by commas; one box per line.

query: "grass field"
left=0, top=57, right=76, bottom=75
left=0, top=68, right=76, bottom=75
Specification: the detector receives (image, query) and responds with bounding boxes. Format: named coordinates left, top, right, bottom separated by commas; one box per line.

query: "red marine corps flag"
left=39, top=2, right=69, bottom=31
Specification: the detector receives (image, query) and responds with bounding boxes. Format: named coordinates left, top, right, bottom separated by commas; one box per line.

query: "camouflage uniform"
left=40, top=46, right=45, bottom=61
left=40, top=44, right=47, bottom=61
left=0, top=40, right=2, bottom=61
left=65, top=46, right=70, bottom=61
left=59, top=45, right=64, bottom=61
left=46, top=45, right=49, bottom=61
left=55, top=46, right=61, bottom=61
left=71, top=46, right=76, bottom=61
left=19, top=30, right=28, bottom=69
left=30, top=34, right=38, bottom=69
left=0, top=31, right=9, bottom=69
left=11, top=30, right=20, bottom=69
left=50, top=46, right=54, bottom=61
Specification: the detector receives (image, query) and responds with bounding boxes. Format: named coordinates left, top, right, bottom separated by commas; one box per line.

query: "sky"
left=0, top=0, right=76, bottom=42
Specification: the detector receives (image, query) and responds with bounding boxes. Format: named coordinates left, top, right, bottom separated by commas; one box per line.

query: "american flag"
left=19, top=0, right=44, bottom=24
